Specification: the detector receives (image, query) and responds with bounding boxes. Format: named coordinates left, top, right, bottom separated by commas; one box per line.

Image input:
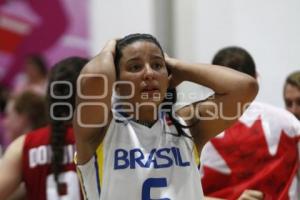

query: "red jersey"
left=22, top=126, right=82, bottom=200
left=200, top=102, right=300, bottom=200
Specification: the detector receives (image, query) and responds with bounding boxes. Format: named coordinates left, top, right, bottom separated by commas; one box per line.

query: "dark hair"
left=14, top=91, right=48, bottom=129
left=285, top=71, right=300, bottom=89
left=114, top=33, right=190, bottom=138
left=26, top=54, right=48, bottom=77
left=212, top=46, right=256, bottom=78
left=0, top=85, right=9, bottom=113
left=162, top=88, right=193, bottom=138
left=47, top=56, right=88, bottom=189
left=114, top=33, right=165, bottom=79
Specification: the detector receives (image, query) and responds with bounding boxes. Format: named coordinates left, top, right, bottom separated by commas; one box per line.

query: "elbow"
left=243, top=76, right=259, bottom=102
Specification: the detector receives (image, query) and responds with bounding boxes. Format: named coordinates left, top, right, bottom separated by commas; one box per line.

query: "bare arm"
left=0, top=135, right=25, bottom=200
left=7, top=183, right=26, bottom=200
left=204, top=197, right=225, bottom=200
left=237, top=190, right=264, bottom=200
left=73, top=40, right=116, bottom=164
left=166, top=57, right=258, bottom=150
left=204, top=190, right=263, bottom=200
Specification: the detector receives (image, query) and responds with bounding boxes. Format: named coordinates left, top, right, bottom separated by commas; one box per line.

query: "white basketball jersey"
left=77, top=113, right=204, bottom=200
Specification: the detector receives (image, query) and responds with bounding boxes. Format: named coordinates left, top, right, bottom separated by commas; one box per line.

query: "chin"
left=140, top=96, right=163, bottom=103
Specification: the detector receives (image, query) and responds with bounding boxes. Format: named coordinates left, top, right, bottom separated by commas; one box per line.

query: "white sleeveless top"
left=76, top=113, right=204, bottom=200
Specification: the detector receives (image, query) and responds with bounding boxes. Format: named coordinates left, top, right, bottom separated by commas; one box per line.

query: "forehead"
left=26, top=62, right=38, bottom=70
left=121, top=41, right=163, bottom=60
left=284, top=84, right=300, bottom=98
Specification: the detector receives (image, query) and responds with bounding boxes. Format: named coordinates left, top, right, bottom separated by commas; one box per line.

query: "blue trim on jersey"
left=93, top=154, right=101, bottom=196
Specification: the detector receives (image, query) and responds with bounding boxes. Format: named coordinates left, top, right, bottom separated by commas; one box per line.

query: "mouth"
left=141, top=86, right=159, bottom=93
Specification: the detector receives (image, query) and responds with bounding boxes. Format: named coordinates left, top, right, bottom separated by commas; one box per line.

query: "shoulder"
left=25, top=126, right=49, bottom=139
left=241, top=102, right=300, bottom=136
left=250, top=102, right=297, bottom=122
left=2, top=135, right=26, bottom=162
left=65, top=126, right=76, bottom=143
left=23, top=126, right=50, bottom=148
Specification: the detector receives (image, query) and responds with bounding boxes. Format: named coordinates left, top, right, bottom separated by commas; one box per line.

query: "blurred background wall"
left=0, top=0, right=89, bottom=86
left=91, top=0, right=300, bottom=107
left=1, top=0, right=299, bottom=107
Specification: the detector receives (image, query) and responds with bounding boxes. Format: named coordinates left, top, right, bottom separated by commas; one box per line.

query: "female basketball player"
left=0, top=57, right=88, bottom=200
left=74, top=33, right=258, bottom=200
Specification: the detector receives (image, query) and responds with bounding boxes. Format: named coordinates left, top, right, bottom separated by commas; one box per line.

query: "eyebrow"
left=125, top=55, right=163, bottom=63
left=150, top=54, right=164, bottom=60
left=125, top=57, right=142, bottom=63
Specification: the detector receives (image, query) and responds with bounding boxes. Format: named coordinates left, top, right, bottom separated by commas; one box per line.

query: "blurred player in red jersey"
left=3, top=91, right=48, bottom=145
left=201, top=47, right=300, bottom=200
left=284, top=71, right=300, bottom=121
left=0, top=56, right=88, bottom=200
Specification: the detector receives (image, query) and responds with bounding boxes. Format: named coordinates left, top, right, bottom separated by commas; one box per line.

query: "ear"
left=168, top=72, right=181, bottom=89
left=168, top=74, right=172, bottom=83
left=115, top=84, right=121, bottom=95
left=20, top=114, right=30, bottom=127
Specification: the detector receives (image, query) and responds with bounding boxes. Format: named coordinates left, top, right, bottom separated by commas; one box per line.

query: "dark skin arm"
left=73, top=40, right=116, bottom=164
left=165, top=56, right=258, bottom=153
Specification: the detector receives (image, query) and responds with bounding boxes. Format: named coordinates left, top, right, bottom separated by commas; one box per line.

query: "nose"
left=287, top=102, right=300, bottom=119
left=143, top=64, right=154, bottom=80
left=291, top=108, right=296, bottom=115
left=289, top=103, right=297, bottom=114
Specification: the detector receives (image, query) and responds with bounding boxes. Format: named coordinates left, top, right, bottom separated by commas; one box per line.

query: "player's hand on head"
left=164, top=53, right=181, bottom=88
left=102, top=39, right=118, bottom=56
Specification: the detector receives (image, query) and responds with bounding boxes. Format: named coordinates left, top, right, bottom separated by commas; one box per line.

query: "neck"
left=135, top=105, right=159, bottom=122
left=132, top=119, right=157, bottom=128
left=29, top=76, right=44, bottom=84
left=118, top=104, right=159, bottom=122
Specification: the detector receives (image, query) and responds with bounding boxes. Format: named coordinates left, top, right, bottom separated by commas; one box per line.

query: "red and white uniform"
left=200, top=102, right=300, bottom=200
left=22, top=126, right=82, bottom=200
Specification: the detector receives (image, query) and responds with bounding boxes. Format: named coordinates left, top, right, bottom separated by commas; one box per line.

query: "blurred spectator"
left=0, top=85, right=9, bottom=156
left=0, top=0, right=68, bottom=87
left=284, top=71, right=300, bottom=120
left=0, top=56, right=88, bottom=200
left=13, top=55, right=48, bottom=96
left=201, top=47, right=300, bottom=200
left=3, top=91, right=48, bottom=145
left=0, top=85, right=9, bottom=113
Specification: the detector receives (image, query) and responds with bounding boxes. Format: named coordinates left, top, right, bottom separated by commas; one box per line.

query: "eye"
left=285, top=99, right=292, bottom=107
left=128, top=64, right=142, bottom=72
left=152, top=62, right=163, bottom=70
left=296, top=98, right=300, bottom=106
